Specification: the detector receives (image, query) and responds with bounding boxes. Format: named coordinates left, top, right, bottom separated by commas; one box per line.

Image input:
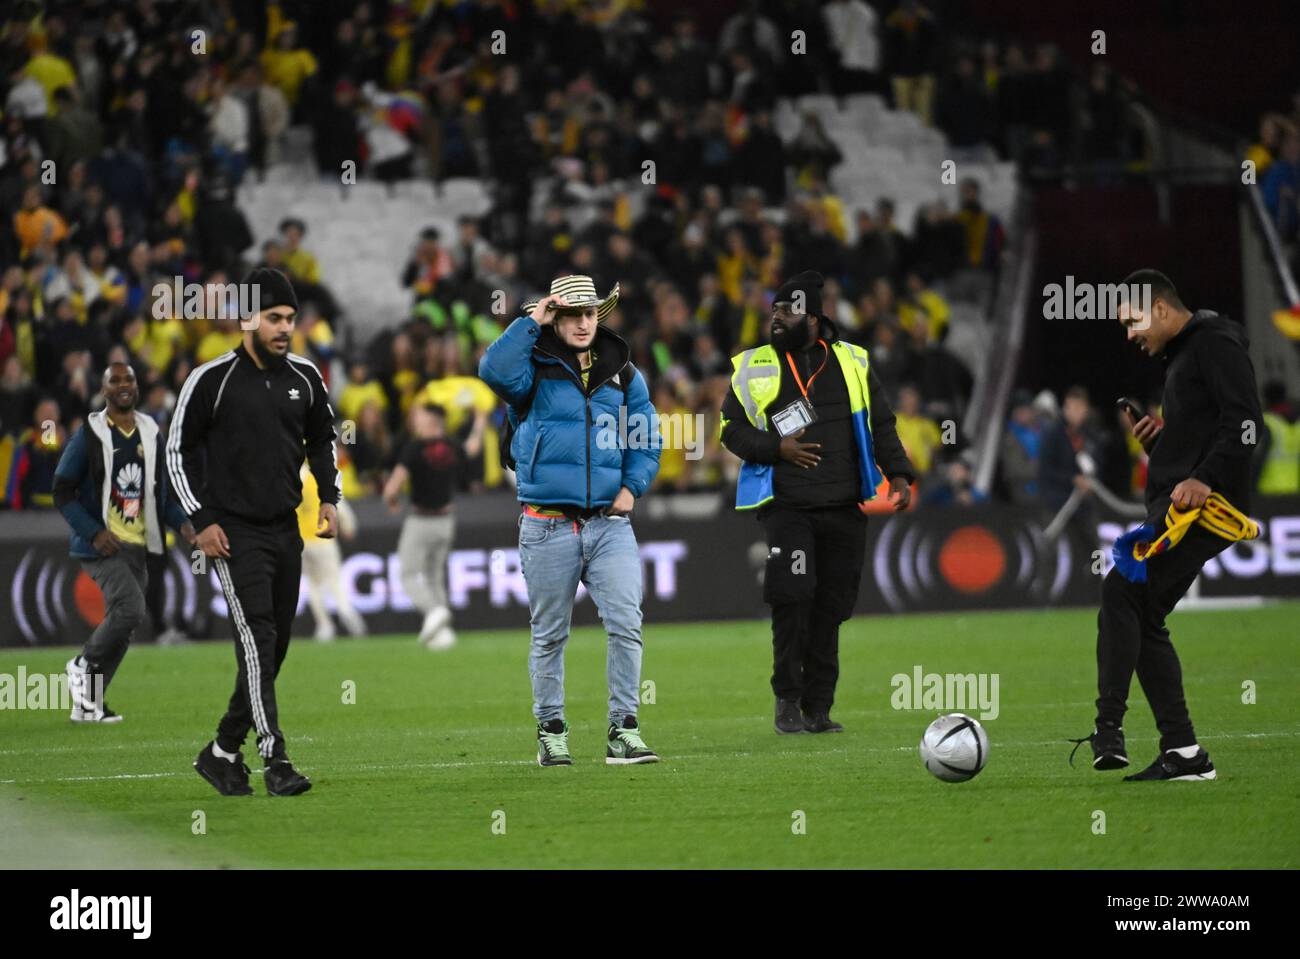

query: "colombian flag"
left=1112, top=492, right=1260, bottom=583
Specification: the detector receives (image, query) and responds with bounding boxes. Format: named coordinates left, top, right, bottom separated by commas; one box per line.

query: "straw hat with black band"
left=522, top=275, right=619, bottom=321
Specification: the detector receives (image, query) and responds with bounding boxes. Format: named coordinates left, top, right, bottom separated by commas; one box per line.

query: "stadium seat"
left=239, top=171, right=492, bottom=338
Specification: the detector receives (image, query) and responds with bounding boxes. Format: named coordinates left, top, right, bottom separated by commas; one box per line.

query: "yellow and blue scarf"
left=1112, top=492, right=1259, bottom=583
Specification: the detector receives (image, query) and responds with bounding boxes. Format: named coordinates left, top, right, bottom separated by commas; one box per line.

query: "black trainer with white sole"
left=1124, top=747, right=1217, bottom=781
left=194, top=742, right=253, bottom=796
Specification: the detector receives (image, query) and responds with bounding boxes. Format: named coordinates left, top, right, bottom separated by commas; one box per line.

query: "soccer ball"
left=919, top=713, right=989, bottom=782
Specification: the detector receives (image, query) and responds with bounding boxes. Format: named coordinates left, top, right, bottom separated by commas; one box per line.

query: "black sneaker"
left=264, top=759, right=313, bottom=796
left=802, top=710, right=844, bottom=733
left=1068, top=724, right=1128, bottom=770
left=775, top=698, right=806, bottom=734
left=194, top=742, right=253, bottom=796
left=1124, top=747, right=1217, bottom=782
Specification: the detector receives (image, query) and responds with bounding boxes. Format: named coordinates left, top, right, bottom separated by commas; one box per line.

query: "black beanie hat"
left=774, top=270, right=824, bottom=318
left=245, top=267, right=299, bottom=312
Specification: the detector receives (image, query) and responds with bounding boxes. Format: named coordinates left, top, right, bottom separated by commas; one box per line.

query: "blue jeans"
left=518, top=513, right=644, bottom=725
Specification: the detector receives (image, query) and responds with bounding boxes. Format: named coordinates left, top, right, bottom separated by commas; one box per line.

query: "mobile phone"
left=1115, top=397, right=1143, bottom=422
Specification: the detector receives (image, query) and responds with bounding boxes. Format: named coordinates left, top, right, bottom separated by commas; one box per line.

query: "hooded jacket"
left=53, top=409, right=189, bottom=559
left=478, top=315, right=660, bottom=507
left=1146, top=310, right=1262, bottom=522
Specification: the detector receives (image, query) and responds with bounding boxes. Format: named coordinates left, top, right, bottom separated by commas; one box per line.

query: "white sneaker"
left=340, top=609, right=368, bottom=637
left=66, top=656, right=123, bottom=721
left=314, top=629, right=337, bottom=642
left=424, top=625, right=457, bottom=651
left=418, top=607, right=450, bottom=644
left=66, top=657, right=86, bottom=721
left=71, top=705, right=124, bottom=723
left=155, top=627, right=190, bottom=646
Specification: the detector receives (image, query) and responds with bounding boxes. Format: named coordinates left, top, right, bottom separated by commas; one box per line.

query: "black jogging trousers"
left=211, top=513, right=303, bottom=763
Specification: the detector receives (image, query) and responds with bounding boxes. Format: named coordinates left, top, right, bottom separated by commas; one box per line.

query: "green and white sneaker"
left=606, top=715, right=659, bottom=765
left=537, top=719, right=573, bottom=766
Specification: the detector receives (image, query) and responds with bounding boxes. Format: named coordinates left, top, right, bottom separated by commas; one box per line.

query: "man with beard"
left=54, top=362, right=195, bottom=721
left=169, top=268, right=339, bottom=796
left=720, top=271, right=915, bottom=734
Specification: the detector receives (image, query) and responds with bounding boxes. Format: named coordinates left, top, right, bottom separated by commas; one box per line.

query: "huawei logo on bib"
left=114, top=462, right=143, bottom=519
left=116, top=462, right=143, bottom=493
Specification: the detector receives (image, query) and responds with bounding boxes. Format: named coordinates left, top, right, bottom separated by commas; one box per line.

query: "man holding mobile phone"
left=1073, top=270, right=1263, bottom=782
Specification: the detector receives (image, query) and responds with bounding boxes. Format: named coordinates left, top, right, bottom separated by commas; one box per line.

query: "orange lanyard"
left=785, top=340, right=829, bottom=399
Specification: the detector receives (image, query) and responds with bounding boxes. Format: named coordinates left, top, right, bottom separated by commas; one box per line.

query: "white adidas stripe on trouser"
left=213, top=558, right=277, bottom=760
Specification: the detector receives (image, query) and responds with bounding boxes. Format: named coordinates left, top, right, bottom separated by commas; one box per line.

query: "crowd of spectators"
left=1246, top=103, right=1300, bottom=253
left=928, top=37, right=1160, bottom=180
left=60, top=1, right=1284, bottom=524
left=1, top=0, right=1012, bottom=512
left=0, top=0, right=360, bottom=507
left=313, top=0, right=1010, bottom=499
left=4, top=0, right=1286, bottom=526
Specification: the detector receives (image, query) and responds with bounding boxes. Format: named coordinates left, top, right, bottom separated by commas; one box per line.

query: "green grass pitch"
left=2, top=604, right=1297, bottom=868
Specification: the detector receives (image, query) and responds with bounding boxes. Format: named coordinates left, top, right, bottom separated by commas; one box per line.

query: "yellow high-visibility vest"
left=1259, top=411, right=1300, bottom=494
left=721, top=341, right=882, bottom=510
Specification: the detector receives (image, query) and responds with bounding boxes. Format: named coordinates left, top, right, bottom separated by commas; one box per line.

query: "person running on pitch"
left=54, top=361, right=195, bottom=722
left=383, top=402, right=486, bottom=649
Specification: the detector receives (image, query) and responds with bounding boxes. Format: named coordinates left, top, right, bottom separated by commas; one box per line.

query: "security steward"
left=1257, top=380, right=1299, bottom=496
left=720, top=271, right=914, bottom=734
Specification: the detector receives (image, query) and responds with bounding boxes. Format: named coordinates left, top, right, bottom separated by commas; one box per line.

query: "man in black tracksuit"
left=721, top=271, right=915, bottom=734
left=1079, top=270, right=1262, bottom=782
left=169, top=268, right=339, bottom=796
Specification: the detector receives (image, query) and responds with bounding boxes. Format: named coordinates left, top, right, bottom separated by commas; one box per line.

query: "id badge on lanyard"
left=772, top=396, right=815, bottom=436
left=773, top=341, right=828, bottom=437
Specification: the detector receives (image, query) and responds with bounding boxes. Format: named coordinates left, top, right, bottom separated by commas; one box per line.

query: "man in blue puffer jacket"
left=479, top=275, right=661, bottom=767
